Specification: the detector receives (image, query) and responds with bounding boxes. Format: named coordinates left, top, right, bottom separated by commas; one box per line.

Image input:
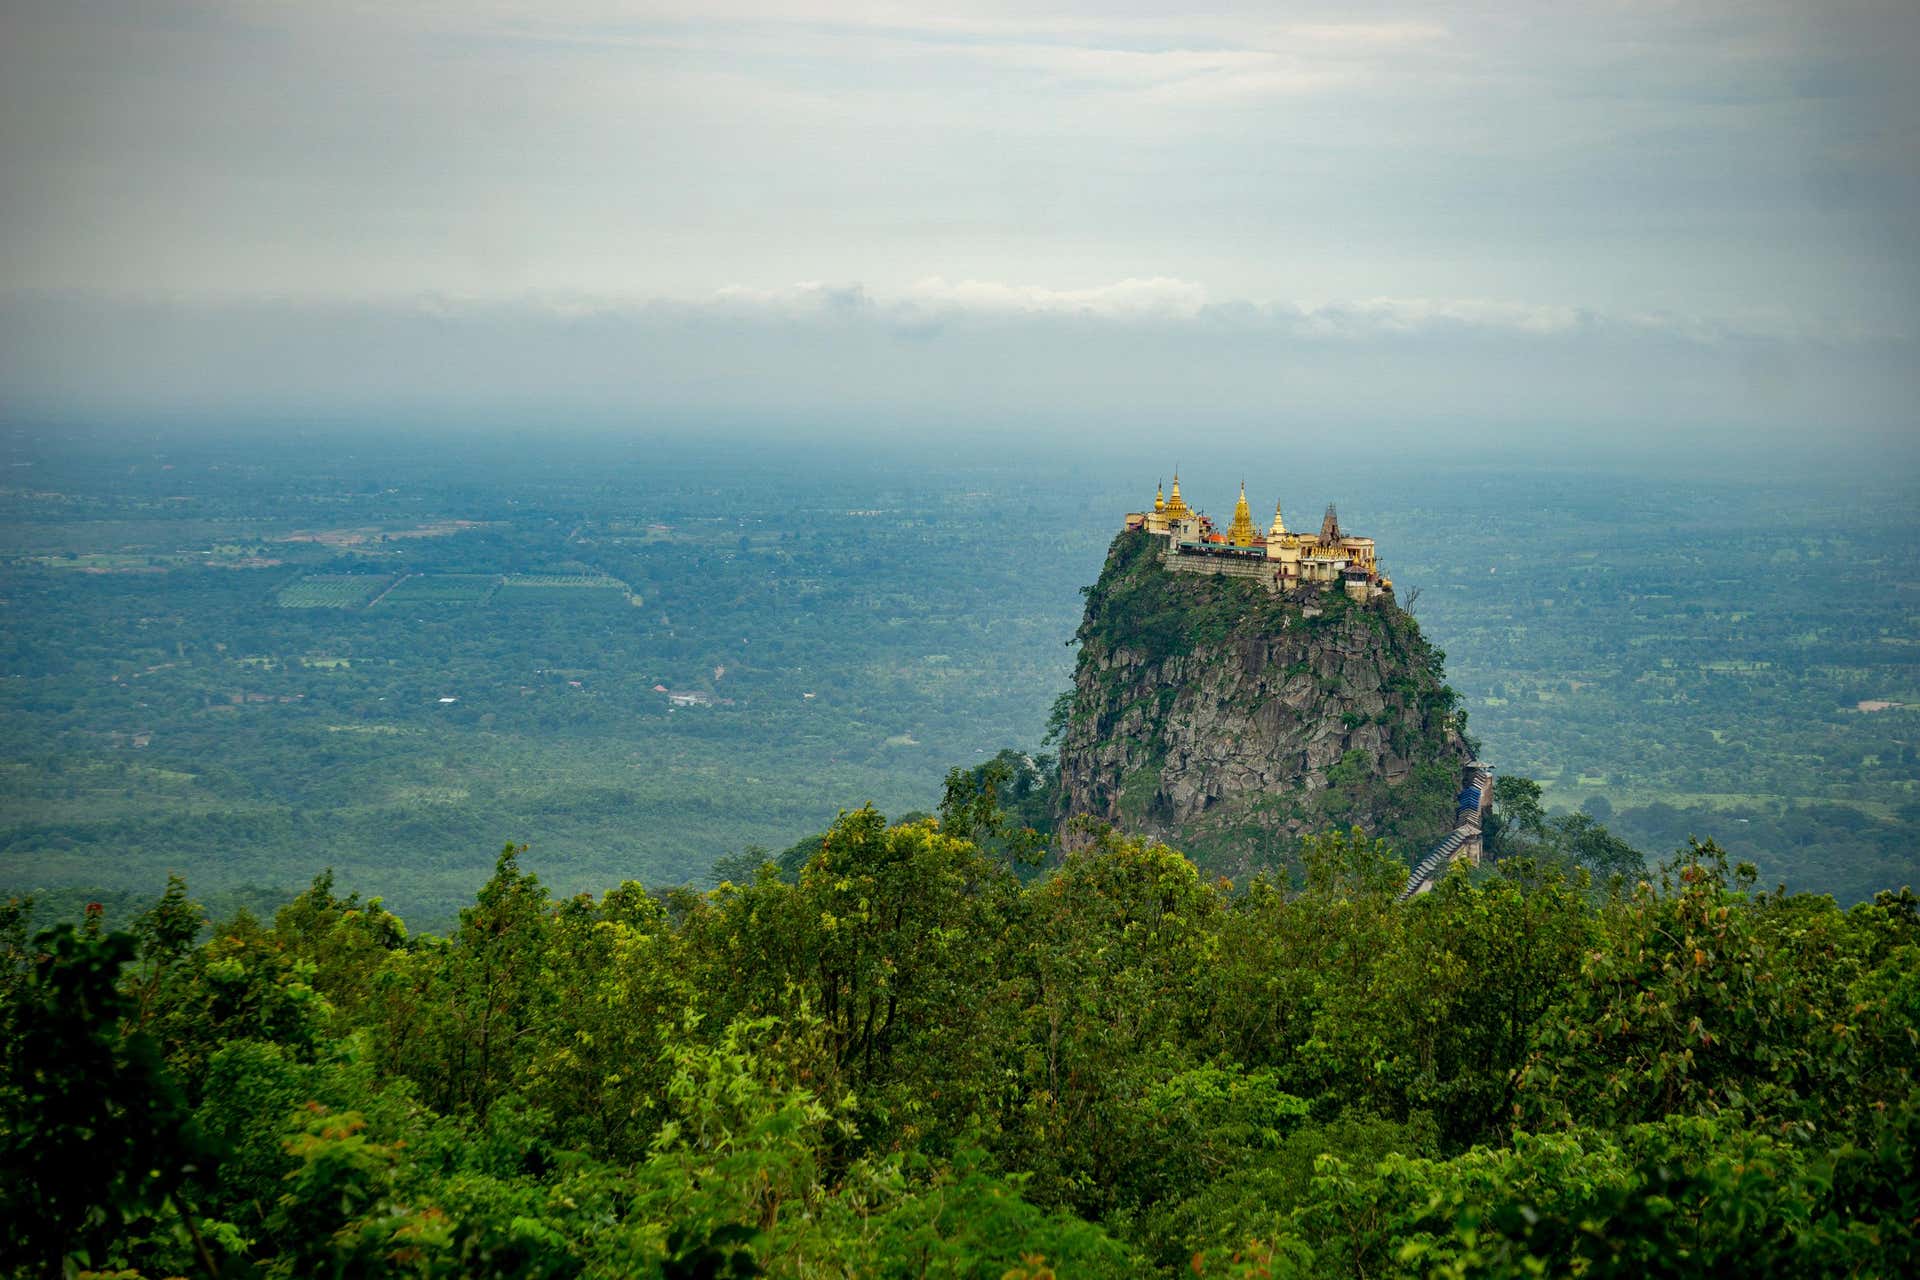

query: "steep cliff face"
left=1056, top=529, right=1468, bottom=875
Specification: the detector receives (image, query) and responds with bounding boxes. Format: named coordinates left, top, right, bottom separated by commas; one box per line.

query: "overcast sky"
left=2, top=0, right=1916, bottom=443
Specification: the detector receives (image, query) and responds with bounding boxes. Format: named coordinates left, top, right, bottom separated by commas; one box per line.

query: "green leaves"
left=3, top=819, right=1915, bottom=1277
left=0, top=924, right=212, bottom=1278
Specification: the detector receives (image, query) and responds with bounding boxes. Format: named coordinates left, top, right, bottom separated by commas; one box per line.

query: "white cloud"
left=711, top=281, right=877, bottom=314
left=1295, top=297, right=1584, bottom=338
left=679, top=279, right=1871, bottom=344
left=903, top=275, right=1211, bottom=318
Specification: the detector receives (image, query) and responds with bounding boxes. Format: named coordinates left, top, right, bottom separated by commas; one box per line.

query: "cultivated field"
left=500, top=573, right=628, bottom=590
left=275, top=574, right=392, bottom=608
left=373, top=574, right=501, bottom=607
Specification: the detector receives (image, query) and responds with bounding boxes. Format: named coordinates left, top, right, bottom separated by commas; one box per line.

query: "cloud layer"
left=4, top=287, right=1910, bottom=449
left=458, top=278, right=1892, bottom=346
left=1, top=1, right=1916, bottom=439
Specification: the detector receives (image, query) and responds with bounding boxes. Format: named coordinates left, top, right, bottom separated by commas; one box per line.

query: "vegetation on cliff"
left=1058, top=530, right=1468, bottom=874
left=3, top=805, right=1915, bottom=1278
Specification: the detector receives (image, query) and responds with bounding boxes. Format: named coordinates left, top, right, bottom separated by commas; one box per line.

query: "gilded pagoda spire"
left=1270, top=499, right=1287, bottom=539
left=1227, top=480, right=1257, bottom=546
left=1164, top=469, right=1192, bottom=520
left=1153, top=480, right=1165, bottom=514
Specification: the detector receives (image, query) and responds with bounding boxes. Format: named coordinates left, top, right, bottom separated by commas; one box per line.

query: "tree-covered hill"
left=4, top=799, right=1915, bottom=1278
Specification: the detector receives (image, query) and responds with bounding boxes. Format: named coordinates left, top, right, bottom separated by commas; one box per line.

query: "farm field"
left=276, top=574, right=392, bottom=608
left=496, top=574, right=636, bottom=609
left=21, top=552, right=191, bottom=571
left=372, top=573, right=501, bottom=607
left=501, top=573, right=627, bottom=589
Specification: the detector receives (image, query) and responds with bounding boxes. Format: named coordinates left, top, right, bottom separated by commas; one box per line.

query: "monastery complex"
left=1124, top=474, right=1394, bottom=602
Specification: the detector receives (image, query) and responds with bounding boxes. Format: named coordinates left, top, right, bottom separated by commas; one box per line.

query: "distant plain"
left=2, top=428, right=1913, bottom=927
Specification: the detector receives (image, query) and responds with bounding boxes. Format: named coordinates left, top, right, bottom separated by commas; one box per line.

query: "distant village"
left=1125, top=474, right=1394, bottom=601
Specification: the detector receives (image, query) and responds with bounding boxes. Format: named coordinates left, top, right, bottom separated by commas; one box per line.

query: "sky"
left=1, top=0, right=1916, bottom=446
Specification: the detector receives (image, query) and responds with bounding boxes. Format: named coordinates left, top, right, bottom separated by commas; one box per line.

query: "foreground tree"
left=0, top=814, right=1913, bottom=1278
left=0, top=925, right=217, bottom=1279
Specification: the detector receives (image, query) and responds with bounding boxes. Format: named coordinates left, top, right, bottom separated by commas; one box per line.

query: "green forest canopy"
left=3, top=794, right=1915, bottom=1279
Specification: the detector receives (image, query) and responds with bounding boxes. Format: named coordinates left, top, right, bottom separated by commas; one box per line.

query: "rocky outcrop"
left=1056, top=530, right=1469, bottom=876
